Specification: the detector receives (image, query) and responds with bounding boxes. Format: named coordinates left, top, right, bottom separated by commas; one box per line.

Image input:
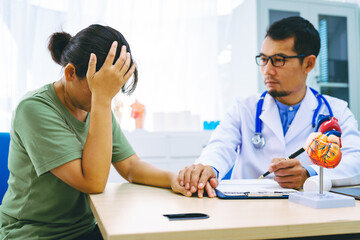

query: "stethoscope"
left=251, top=87, right=334, bottom=149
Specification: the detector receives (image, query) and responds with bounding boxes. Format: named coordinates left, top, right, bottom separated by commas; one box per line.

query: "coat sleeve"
left=195, top=98, right=244, bottom=180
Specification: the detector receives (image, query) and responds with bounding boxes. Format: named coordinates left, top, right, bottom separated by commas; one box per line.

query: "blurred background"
left=1, top=0, right=359, bottom=132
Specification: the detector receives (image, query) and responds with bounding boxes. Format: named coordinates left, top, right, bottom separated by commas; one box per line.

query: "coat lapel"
left=259, top=94, right=285, bottom=145
left=285, top=87, right=318, bottom=144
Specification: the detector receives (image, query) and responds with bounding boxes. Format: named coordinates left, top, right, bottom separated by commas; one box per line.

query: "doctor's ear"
left=302, top=55, right=316, bottom=74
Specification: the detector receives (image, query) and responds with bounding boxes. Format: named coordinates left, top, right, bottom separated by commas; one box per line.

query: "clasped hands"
left=176, top=164, right=219, bottom=198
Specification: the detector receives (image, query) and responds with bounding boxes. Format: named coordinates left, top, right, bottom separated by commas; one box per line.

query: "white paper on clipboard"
left=216, top=179, right=298, bottom=198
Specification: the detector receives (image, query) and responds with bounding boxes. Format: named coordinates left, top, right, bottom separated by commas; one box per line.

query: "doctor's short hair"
left=48, top=24, right=138, bottom=95
left=265, top=16, right=320, bottom=59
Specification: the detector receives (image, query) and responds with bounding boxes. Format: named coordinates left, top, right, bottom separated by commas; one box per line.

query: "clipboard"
left=330, top=187, right=360, bottom=200
left=215, top=179, right=298, bottom=199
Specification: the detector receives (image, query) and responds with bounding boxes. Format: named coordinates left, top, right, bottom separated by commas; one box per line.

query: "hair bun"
left=48, top=32, right=72, bottom=65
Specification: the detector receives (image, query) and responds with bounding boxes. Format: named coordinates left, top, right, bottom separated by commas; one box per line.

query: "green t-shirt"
left=0, top=83, right=135, bottom=239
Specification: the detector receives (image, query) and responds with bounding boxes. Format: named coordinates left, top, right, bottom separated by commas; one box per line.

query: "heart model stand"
left=288, top=115, right=355, bottom=209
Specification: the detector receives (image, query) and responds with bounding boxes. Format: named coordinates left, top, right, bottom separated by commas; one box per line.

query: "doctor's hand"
left=178, top=164, right=218, bottom=198
left=268, top=158, right=309, bottom=189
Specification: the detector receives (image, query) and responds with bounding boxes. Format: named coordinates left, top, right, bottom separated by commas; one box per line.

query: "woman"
left=0, top=24, right=186, bottom=239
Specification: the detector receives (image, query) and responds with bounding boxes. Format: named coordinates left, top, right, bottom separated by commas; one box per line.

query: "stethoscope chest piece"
left=252, top=133, right=265, bottom=149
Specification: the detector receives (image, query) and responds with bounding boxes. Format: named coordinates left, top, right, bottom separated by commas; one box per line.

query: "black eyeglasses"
left=255, top=54, right=307, bottom=67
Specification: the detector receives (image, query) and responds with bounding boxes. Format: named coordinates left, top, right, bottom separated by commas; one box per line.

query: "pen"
left=258, top=147, right=305, bottom=179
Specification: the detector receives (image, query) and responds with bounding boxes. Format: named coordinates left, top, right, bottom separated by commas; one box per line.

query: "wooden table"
left=88, top=183, right=360, bottom=240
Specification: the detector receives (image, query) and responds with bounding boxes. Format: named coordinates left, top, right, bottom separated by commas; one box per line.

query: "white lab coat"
left=196, top=87, right=360, bottom=186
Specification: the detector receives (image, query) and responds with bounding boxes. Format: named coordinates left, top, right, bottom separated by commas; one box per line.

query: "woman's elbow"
left=87, top=186, right=105, bottom=194
left=81, top=181, right=107, bottom=194
left=125, top=173, right=134, bottom=184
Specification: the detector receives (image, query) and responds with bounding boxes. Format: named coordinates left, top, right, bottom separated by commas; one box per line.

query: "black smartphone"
left=163, top=213, right=209, bottom=221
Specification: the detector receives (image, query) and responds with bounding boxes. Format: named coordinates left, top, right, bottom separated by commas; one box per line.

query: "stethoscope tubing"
left=255, top=91, right=268, bottom=134
left=253, top=87, right=334, bottom=148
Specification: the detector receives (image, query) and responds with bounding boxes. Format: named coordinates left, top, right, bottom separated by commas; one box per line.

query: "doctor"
left=177, top=16, right=360, bottom=198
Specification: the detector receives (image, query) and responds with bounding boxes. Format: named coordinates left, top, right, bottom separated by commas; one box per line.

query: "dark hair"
left=48, top=24, right=137, bottom=95
left=266, top=16, right=320, bottom=59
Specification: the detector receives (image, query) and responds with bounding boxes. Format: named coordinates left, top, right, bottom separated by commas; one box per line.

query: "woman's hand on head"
left=86, top=41, right=136, bottom=103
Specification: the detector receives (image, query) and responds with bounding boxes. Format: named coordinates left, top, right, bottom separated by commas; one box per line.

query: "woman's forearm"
left=82, top=97, right=113, bottom=192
